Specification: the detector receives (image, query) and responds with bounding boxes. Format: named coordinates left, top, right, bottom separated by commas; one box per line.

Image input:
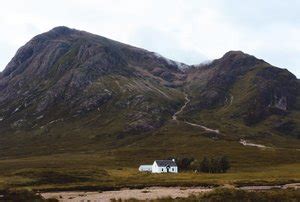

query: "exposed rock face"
left=185, top=51, right=268, bottom=108
left=243, top=66, right=298, bottom=125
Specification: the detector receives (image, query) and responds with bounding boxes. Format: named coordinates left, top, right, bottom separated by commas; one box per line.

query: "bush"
left=175, top=157, right=195, bottom=171
left=199, top=157, right=210, bottom=173
left=199, top=156, right=230, bottom=173
left=172, top=156, right=230, bottom=173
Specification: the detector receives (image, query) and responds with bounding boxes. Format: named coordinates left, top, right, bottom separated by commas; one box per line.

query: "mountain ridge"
left=0, top=26, right=299, bottom=159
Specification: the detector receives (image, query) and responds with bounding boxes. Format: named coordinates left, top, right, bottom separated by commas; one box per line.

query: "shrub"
left=175, top=157, right=195, bottom=171
left=199, top=156, right=230, bottom=173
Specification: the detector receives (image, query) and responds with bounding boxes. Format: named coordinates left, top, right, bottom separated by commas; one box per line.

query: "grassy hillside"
left=0, top=120, right=299, bottom=190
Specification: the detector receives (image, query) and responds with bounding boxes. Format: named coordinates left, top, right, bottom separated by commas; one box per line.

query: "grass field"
left=0, top=120, right=299, bottom=191
left=0, top=151, right=299, bottom=191
left=1, top=161, right=300, bottom=191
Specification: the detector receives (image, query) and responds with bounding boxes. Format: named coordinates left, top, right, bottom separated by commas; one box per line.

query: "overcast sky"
left=0, top=0, right=299, bottom=77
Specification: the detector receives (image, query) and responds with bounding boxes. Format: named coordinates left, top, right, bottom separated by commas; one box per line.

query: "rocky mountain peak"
left=222, top=50, right=248, bottom=58
left=217, top=50, right=265, bottom=68
left=50, top=26, right=75, bottom=34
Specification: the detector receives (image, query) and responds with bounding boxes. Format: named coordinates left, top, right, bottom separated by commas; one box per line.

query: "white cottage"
left=152, top=159, right=178, bottom=173
left=139, top=159, right=178, bottom=173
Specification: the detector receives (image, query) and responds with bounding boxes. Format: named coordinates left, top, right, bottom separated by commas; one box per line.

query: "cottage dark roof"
left=154, top=160, right=177, bottom=167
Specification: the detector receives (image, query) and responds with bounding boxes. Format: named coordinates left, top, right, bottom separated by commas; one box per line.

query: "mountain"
left=184, top=51, right=300, bottom=138
left=0, top=26, right=299, bottom=158
left=0, top=26, right=186, bottom=137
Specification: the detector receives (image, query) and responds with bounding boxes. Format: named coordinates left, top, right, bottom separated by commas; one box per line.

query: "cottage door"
left=166, top=165, right=170, bottom=173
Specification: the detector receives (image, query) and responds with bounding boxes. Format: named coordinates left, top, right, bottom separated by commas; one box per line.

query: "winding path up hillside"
left=172, top=93, right=220, bottom=134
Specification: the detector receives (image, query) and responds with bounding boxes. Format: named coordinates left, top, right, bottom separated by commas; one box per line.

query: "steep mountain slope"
left=0, top=27, right=186, bottom=140
left=183, top=51, right=300, bottom=138
left=0, top=27, right=299, bottom=159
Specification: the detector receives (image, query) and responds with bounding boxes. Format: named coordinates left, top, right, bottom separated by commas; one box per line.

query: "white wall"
left=152, top=162, right=178, bottom=173
left=139, top=165, right=152, bottom=172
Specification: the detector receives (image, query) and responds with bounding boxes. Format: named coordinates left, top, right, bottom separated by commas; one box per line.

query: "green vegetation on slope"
left=0, top=121, right=299, bottom=191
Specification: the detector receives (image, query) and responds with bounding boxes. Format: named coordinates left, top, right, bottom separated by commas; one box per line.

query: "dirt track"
left=172, top=93, right=220, bottom=134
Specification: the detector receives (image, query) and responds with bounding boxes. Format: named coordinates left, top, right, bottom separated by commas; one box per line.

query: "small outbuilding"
left=139, top=159, right=178, bottom=173
left=138, top=165, right=152, bottom=172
